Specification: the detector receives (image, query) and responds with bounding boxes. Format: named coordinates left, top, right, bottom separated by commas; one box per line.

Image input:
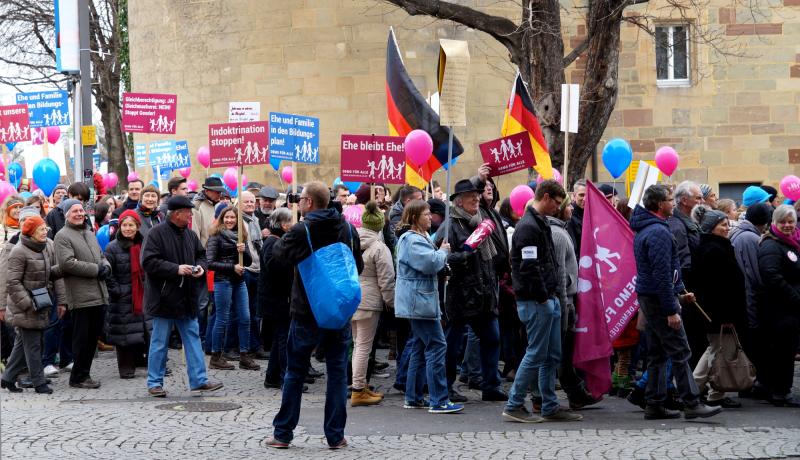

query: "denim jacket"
left=394, top=230, right=448, bottom=320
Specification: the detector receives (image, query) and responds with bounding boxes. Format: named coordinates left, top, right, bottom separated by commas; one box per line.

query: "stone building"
left=129, top=0, right=800, bottom=201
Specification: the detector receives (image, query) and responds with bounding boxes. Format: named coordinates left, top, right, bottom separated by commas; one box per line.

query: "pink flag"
left=573, top=180, right=639, bottom=398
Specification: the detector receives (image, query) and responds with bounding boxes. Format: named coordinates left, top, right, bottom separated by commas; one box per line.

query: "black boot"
left=1, top=379, right=22, bottom=393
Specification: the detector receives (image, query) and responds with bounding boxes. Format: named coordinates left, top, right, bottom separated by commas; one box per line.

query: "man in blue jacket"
left=630, top=184, right=721, bottom=420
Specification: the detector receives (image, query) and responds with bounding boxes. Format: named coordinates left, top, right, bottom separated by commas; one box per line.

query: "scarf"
left=452, top=205, right=498, bottom=261
left=770, top=224, right=800, bottom=253
left=130, top=241, right=144, bottom=315
left=5, top=202, right=22, bottom=228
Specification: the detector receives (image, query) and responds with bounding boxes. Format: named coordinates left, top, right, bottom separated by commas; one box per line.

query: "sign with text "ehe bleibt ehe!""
left=340, top=134, right=406, bottom=184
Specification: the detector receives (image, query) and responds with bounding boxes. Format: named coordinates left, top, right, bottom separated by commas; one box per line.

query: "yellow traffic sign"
left=81, top=125, right=96, bottom=146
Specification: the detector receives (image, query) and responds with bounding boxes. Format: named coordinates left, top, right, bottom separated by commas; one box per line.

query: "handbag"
left=30, top=287, right=53, bottom=312
left=708, top=324, right=756, bottom=392
left=297, top=222, right=361, bottom=330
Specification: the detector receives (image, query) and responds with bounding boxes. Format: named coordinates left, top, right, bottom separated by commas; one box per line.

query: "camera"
left=192, top=265, right=202, bottom=275
left=286, top=193, right=301, bottom=204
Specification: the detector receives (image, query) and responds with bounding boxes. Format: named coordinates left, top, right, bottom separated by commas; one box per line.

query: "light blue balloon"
left=8, top=162, right=23, bottom=189
left=269, top=157, right=281, bottom=171
left=19, top=191, right=32, bottom=199
left=32, top=158, right=61, bottom=196
left=96, top=224, right=111, bottom=251
left=148, top=180, right=160, bottom=191
left=343, top=181, right=361, bottom=192
left=602, top=138, right=633, bottom=179
left=5, top=142, right=17, bottom=152
left=332, top=176, right=344, bottom=188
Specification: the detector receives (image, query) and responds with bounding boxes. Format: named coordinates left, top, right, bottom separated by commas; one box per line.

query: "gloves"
left=98, top=264, right=111, bottom=280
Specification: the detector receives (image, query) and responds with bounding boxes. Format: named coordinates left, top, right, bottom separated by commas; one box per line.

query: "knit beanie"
left=21, top=215, right=45, bottom=237
left=760, top=185, right=778, bottom=202
left=119, top=209, right=142, bottom=227
left=699, top=184, right=713, bottom=199
left=427, top=198, right=447, bottom=218
left=214, top=202, right=229, bottom=220
left=52, top=184, right=67, bottom=196
left=744, top=202, right=773, bottom=227
left=18, top=206, right=41, bottom=221
left=696, top=206, right=727, bottom=234
left=742, top=186, right=769, bottom=207
left=59, top=198, right=82, bottom=214
left=361, top=201, right=384, bottom=232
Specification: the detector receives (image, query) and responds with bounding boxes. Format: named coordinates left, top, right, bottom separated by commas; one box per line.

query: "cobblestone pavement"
left=1, top=350, right=799, bottom=459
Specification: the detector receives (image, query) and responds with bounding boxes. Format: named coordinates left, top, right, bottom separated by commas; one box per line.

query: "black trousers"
left=763, top=316, right=800, bottom=396
left=70, top=305, right=105, bottom=384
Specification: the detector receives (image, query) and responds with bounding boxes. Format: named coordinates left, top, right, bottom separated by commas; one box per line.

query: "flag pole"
left=291, top=160, right=297, bottom=224
left=237, top=163, right=244, bottom=266
left=562, top=84, right=570, bottom=187
left=442, top=126, right=453, bottom=301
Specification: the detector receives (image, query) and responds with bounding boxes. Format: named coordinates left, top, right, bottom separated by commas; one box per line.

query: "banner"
left=340, top=134, right=406, bottom=184
left=16, top=91, right=71, bottom=127
left=573, top=180, right=639, bottom=399
left=134, top=143, right=148, bottom=168
left=122, top=93, right=177, bottom=134
left=437, top=39, right=470, bottom=126
left=208, top=121, right=269, bottom=168
left=229, top=102, right=260, bottom=122
left=268, top=112, right=319, bottom=164
left=148, top=140, right=190, bottom=171
left=55, top=0, right=80, bottom=73
left=0, top=104, right=31, bottom=143
left=478, top=132, right=535, bottom=177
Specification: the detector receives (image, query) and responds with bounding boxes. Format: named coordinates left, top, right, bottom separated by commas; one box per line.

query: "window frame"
left=655, top=24, right=691, bottom=88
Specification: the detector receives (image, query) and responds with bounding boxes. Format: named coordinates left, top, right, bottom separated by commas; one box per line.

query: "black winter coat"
left=104, top=233, right=151, bottom=347
left=46, top=207, right=66, bottom=239
left=258, top=234, right=293, bottom=319
left=511, top=206, right=558, bottom=303
left=757, top=232, right=800, bottom=323
left=141, top=221, right=207, bottom=319
left=207, top=231, right=253, bottom=283
left=444, top=212, right=498, bottom=320
left=690, top=233, right=747, bottom=333
left=272, top=209, right=363, bottom=323
left=471, top=176, right=510, bottom=277
left=567, top=204, right=584, bottom=256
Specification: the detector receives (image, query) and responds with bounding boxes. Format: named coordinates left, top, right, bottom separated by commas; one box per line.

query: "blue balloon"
left=7, top=162, right=23, bottom=189
left=442, top=155, right=459, bottom=171
left=32, top=158, right=61, bottom=196
left=96, top=224, right=111, bottom=251
left=19, top=191, right=32, bottom=199
left=148, top=180, right=160, bottom=191
left=332, top=176, right=343, bottom=188
left=343, top=181, right=361, bottom=192
left=5, top=142, right=17, bottom=152
left=269, top=157, right=281, bottom=171
left=225, top=184, right=238, bottom=198
left=602, top=138, right=633, bottom=179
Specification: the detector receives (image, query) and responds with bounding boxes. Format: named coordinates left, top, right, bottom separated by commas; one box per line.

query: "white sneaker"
left=44, top=365, right=59, bottom=377
left=62, top=362, right=74, bottom=372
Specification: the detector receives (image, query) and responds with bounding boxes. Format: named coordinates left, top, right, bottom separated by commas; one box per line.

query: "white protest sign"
left=560, top=84, right=579, bottom=133
left=437, top=39, right=470, bottom=126
left=228, top=102, right=261, bottom=122
left=628, top=160, right=661, bottom=209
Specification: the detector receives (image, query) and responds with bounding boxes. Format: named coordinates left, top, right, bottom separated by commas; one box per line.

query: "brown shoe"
left=97, top=340, right=115, bottom=352
left=351, top=387, right=382, bottom=406
left=191, top=381, right=223, bottom=396
left=365, top=387, right=384, bottom=399
left=209, top=352, right=235, bottom=370
left=239, top=353, right=261, bottom=371
left=148, top=386, right=167, bottom=397
left=69, top=378, right=101, bottom=389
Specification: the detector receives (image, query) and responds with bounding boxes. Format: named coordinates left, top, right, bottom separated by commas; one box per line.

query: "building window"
left=655, top=25, right=690, bottom=87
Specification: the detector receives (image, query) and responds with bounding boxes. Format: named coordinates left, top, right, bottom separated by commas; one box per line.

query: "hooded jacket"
left=394, top=230, right=447, bottom=320
left=4, top=236, right=66, bottom=329
left=511, top=205, right=558, bottom=303
left=730, top=220, right=764, bottom=328
left=356, top=227, right=395, bottom=313
left=631, top=205, right=685, bottom=315
left=757, top=231, right=800, bottom=322
left=691, top=233, right=747, bottom=333
left=272, top=209, right=363, bottom=323
left=104, top=232, right=151, bottom=346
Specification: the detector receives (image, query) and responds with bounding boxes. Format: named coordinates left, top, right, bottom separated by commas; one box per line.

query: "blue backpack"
left=297, top=222, right=361, bottom=329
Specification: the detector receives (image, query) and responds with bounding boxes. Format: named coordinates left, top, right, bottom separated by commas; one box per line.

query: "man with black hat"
left=440, top=178, right=507, bottom=403
left=192, top=177, right=226, bottom=248
left=255, top=186, right=279, bottom=236
left=760, top=185, right=780, bottom=208
left=598, top=183, right=619, bottom=206
left=142, top=196, right=223, bottom=398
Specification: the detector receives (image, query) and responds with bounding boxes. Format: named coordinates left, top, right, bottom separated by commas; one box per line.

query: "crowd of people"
left=0, top=167, right=797, bottom=450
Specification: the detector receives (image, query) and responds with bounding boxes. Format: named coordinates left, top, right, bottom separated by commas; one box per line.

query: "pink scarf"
left=771, top=224, right=800, bottom=253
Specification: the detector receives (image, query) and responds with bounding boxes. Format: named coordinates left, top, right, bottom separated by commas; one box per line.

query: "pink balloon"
left=127, top=171, right=139, bottom=182
left=46, top=126, right=61, bottom=144
left=187, top=179, right=198, bottom=192
left=535, top=168, right=563, bottom=185
left=197, top=146, right=211, bottom=168
left=655, top=146, right=679, bottom=177
left=106, top=172, right=119, bottom=189
left=101, top=173, right=109, bottom=188
left=0, top=181, right=16, bottom=204
left=281, top=166, right=293, bottom=184
left=222, top=167, right=238, bottom=190
left=509, top=185, right=535, bottom=216
left=241, top=174, right=248, bottom=187
left=179, top=167, right=191, bottom=178
left=780, top=175, right=800, bottom=201
left=0, top=161, right=5, bottom=175
left=343, top=205, right=363, bottom=229
left=404, top=129, right=433, bottom=166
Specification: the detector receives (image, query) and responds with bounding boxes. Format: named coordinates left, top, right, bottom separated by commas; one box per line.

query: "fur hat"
left=696, top=206, right=728, bottom=234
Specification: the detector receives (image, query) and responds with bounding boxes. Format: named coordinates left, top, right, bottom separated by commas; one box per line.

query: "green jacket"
left=54, top=221, right=110, bottom=309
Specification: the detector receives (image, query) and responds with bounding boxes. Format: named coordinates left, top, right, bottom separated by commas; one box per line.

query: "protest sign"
left=122, top=93, right=177, bottom=134
left=229, top=102, right=260, bottom=122
left=149, top=140, right=177, bottom=170
left=628, top=160, right=660, bottom=209
left=134, top=144, right=148, bottom=168
left=16, top=91, right=71, bottom=128
left=0, top=104, right=31, bottom=143
left=340, top=135, right=406, bottom=184
left=478, top=132, right=535, bottom=177
left=152, top=165, right=172, bottom=180
left=437, top=39, right=470, bottom=127
left=268, top=112, right=320, bottom=164
left=208, top=121, right=269, bottom=168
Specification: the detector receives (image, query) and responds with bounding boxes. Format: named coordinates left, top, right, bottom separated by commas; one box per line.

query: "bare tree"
left=0, top=0, right=129, bottom=185
left=382, top=0, right=763, bottom=185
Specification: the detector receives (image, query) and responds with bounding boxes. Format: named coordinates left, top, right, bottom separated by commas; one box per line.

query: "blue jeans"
left=460, top=326, right=482, bottom=381
left=272, top=319, right=351, bottom=446
left=445, top=314, right=502, bottom=392
left=506, top=298, right=562, bottom=416
left=147, top=317, right=208, bottom=389
left=42, top=307, right=73, bottom=368
left=394, top=335, right=422, bottom=387
left=406, top=319, right=449, bottom=406
left=212, top=279, right=250, bottom=353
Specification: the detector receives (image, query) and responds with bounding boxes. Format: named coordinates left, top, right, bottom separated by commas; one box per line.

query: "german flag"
left=501, top=72, right=552, bottom=178
left=386, top=28, right=463, bottom=188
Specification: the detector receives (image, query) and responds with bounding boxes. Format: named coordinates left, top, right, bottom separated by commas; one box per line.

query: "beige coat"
left=191, top=193, right=217, bottom=248
left=5, top=236, right=66, bottom=329
left=356, top=228, right=395, bottom=315
left=54, top=221, right=110, bottom=309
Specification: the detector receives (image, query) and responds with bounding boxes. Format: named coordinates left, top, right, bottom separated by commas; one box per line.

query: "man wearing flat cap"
left=255, top=186, right=279, bottom=235
left=141, top=196, right=222, bottom=397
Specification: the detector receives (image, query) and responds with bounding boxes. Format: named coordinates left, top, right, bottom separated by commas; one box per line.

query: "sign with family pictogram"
left=268, top=112, right=320, bottom=164
left=122, top=92, right=177, bottom=134
left=16, top=91, right=71, bottom=127
left=478, top=131, right=535, bottom=177
left=149, top=140, right=191, bottom=171
left=340, top=134, right=406, bottom=184
left=208, top=121, right=269, bottom=168
left=0, top=104, right=31, bottom=143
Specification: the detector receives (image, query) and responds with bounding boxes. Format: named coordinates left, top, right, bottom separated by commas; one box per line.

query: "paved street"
left=1, top=350, right=799, bottom=459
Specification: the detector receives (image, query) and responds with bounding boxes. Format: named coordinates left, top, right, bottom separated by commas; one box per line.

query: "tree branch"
left=382, top=0, right=522, bottom=58
left=562, top=38, right=589, bottom=67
